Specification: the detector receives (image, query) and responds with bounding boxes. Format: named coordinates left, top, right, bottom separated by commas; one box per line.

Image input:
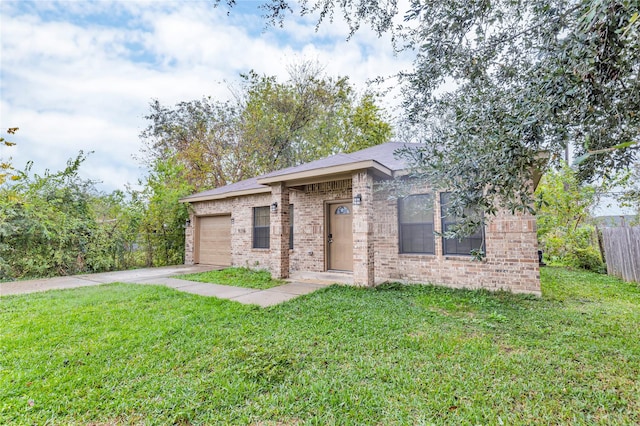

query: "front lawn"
left=1, top=267, right=639, bottom=424
left=176, top=267, right=286, bottom=289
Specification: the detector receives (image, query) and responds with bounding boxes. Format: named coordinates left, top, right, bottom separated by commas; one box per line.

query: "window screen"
left=289, top=204, right=294, bottom=249
left=398, top=194, right=435, bottom=254
left=253, top=206, right=270, bottom=249
left=440, top=192, right=484, bottom=256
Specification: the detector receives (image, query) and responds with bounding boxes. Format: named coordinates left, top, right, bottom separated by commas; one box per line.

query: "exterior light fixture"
left=184, top=219, right=191, bottom=228
left=353, top=194, right=362, bottom=206
left=271, top=202, right=278, bottom=212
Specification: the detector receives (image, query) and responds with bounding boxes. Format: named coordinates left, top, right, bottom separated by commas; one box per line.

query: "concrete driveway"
left=0, top=265, right=327, bottom=307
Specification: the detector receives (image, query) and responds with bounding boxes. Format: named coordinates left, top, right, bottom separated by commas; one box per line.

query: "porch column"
left=184, top=212, right=195, bottom=265
left=352, top=170, right=375, bottom=286
left=270, top=183, right=290, bottom=279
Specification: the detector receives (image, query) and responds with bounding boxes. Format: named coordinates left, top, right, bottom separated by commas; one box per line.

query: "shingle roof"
left=259, top=142, right=416, bottom=179
left=180, top=176, right=267, bottom=202
left=181, top=142, right=422, bottom=202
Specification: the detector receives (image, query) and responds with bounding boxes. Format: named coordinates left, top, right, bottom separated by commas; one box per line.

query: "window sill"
left=399, top=253, right=436, bottom=258
left=444, top=255, right=486, bottom=263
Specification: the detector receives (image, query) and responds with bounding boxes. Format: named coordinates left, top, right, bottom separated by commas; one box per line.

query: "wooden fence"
left=600, top=226, right=640, bottom=283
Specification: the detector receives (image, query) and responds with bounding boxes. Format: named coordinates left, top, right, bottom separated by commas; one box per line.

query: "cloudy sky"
left=1, top=0, right=413, bottom=192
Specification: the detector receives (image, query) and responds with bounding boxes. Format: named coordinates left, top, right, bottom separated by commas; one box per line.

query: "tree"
left=215, top=0, right=400, bottom=36
left=217, top=0, right=639, bottom=232
left=140, top=96, right=242, bottom=191
left=535, top=164, right=604, bottom=271
left=240, top=63, right=392, bottom=170
left=137, top=157, right=192, bottom=267
left=0, top=150, right=192, bottom=279
left=140, top=62, right=392, bottom=192
left=399, top=0, right=638, bottom=222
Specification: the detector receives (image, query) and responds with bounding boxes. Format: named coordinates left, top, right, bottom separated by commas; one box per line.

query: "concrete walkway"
left=0, top=265, right=328, bottom=307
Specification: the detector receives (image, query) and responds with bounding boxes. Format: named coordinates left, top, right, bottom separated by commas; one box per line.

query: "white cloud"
left=1, top=0, right=413, bottom=192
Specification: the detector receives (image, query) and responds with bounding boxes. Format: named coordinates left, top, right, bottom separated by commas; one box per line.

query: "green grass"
left=1, top=267, right=639, bottom=425
left=176, top=267, right=286, bottom=289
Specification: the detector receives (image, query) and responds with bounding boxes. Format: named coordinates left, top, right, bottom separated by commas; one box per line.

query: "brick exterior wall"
left=352, top=171, right=375, bottom=286
left=373, top=182, right=540, bottom=295
left=184, top=218, right=195, bottom=264
left=186, top=193, right=273, bottom=270
left=185, top=175, right=541, bottom=295
left=288, top=179, right=352, bottom=274
left=270, top=183, right=290, bottom=278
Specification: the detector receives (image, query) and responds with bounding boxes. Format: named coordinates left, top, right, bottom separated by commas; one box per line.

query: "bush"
left=542, top=226, right=604, bottom=273
left=565, top=246, right=606, bottom=273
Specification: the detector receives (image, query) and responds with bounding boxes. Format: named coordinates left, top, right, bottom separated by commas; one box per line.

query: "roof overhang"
left=180, top=160, right=397, bottom=203
left=179, top=186, right=271, bottom=203
left=257, top=160, right=393, bottom=186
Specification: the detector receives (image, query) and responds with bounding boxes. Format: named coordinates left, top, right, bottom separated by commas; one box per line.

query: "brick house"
left=180, top=142, right=541, bottom=295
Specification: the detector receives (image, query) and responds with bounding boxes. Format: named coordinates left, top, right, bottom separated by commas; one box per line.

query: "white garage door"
left=197, top=215, right=232, bottom=266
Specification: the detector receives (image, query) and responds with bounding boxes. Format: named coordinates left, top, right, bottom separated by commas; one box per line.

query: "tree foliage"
left=0, top=127, right=19, bottom=185
left=137, top=157, right=192, bottom=267
left=215, top=0, right=399, bottom=36
left=0, top=153, right=190, bottom=280
left=140, top=62, right=392, bottom=192
left=88, top=189, right=146, bottom=272
left=617, top=161, right=640, bottom=221
left=399, top=0, right=639, bottom=218
left=0, top=153, right=98, bottom=279
left=218, top=0, right=639, bottom=232
left=535, top=164, right=604, bottom=271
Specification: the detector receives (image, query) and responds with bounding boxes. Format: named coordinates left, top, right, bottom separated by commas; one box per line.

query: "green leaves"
left=395, top=0, right=639, bottom=222
left=140, top=62, right=392, bottom=193
left=534, top=164, right=605, bottom=271
left=617, top=161, right=640, bottom=219
left=0, top=152, right=99, bottom=279
left=0, top=151, right=184, bottom=280
left=0, top=127, right=19, bottom=185
left=136, top=157, right=191, bottom=267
